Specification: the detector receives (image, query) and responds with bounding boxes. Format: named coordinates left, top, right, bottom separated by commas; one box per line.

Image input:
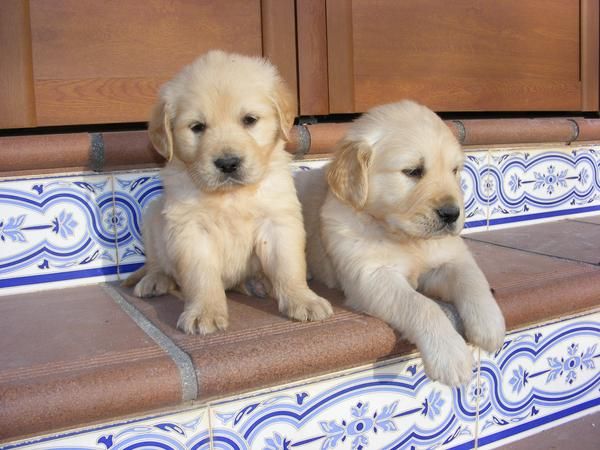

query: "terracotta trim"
left=3, top=118, right=600, bottom=175
left=0, top=133, right=91, bottom=173
left=304, top=123, right=348, bottom=154
left=459, top=118, right=576, bottom=145
left=102, top=284, right=198, bottom=402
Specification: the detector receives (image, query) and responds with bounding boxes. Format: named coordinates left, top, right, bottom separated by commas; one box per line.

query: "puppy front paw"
left=282, top=291, right=333, bottom=322
left=421, top=333, right=474, bottom=387
left=133, top=273, right=175, bottom=298
left=463, top=299, right=506, bottom=353
left=177, top=307, right=229, bottom=335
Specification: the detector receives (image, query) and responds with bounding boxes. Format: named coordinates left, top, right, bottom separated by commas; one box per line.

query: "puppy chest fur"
left=158, top=171, right=293, bottom=289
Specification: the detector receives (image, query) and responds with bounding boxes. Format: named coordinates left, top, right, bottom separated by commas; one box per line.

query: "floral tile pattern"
left=486, top=146, right=600, bottom=228
left=0, top=174, right=118, bottom=294
left=111, top=170, right=163, bottom=278
left=461, top=151, right=489, bottom=231
left=476, top=312, right=600, bottom=448
left=209, top=355, right=480, bottom=450
left=1, top=144, right=599, bottom=292
left=3, top=312, right=596, bottom=449
left=2, top=407, right=209, bottom=450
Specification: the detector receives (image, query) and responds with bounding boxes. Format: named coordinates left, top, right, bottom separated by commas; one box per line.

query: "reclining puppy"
left=125, top=50, right=333, bottom=334
left=297, top=100, right=505, bottom=386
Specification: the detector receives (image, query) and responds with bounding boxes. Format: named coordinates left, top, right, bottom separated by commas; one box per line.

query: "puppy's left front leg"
left=256, top=219, right=333, bottom=321
left=421, top=251, right=505, bottom=353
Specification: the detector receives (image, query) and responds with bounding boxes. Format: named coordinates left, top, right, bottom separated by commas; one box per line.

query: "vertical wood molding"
left=0, top=0, right=36, bottom=128
left=326, top=0, right=355, bottom=113
left=581, top=0, right=599, bottom=111
left=261, top=0, right=298, bottom=113
left=296, top=0, right=329, bottom=115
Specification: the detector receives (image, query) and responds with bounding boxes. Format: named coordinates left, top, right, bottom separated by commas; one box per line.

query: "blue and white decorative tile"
left=209, top=354, right=479, bottom=450
left=461, top=151, right=489, bottom=233
left=0, top=174, right=118, bottom=295
left=1, top=406, right=209, bottom=450
left=486, top=145, right=600, bottom=229
left=291, top=159, right=330, bottom=173
left=112, top=170, right=163, bottom=279
left=477, top=311, right=600, bottom=448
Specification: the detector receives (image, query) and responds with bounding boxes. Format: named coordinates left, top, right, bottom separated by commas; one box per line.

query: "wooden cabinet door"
left=324, top=0, right=584, bottom=114
left=29, top=0, right=264, bottom=126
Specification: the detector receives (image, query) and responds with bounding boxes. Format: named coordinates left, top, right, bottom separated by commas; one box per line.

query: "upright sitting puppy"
left=298, top=101, right=505, bottom=386
left=125, top=50, right=333, bottom=334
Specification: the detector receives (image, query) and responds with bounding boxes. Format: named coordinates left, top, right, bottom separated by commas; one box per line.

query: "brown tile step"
left=495, top=411, right=599, bottom=449
left=1, top=217, right=599, bottom=442
left=0, top=285, right=182, bottom=441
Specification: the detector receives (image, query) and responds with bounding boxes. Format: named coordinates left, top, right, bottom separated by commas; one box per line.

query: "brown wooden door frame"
left=581, top=0, right=599, bottom=111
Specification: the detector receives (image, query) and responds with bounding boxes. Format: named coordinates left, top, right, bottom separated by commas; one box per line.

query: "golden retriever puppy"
left=297, top=100, right=505, bottom=386
left=125, top=50, right=333, bottom=334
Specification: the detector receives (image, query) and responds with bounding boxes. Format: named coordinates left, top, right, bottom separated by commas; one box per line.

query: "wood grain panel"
left=349, top=0, right=581, bottom=112
left=581, top=0, right=599, bottom=111
left=29, top=0, right=262, bottom=125
left=326, top=0, right=355, bottom=113
left=261, top=0, right=298, bottom=112
left=0, top=0, right=36, bottom=128
left=296, top=0, right=329, bottom=115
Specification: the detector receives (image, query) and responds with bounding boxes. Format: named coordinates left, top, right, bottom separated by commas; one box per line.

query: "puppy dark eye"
left=190, top=122, right=206, bottom=134
left=453, top=167, right=459, bottom=175
left=402, top=167, right=424, bottom=178
left=242, top=115, right=258, bottom=127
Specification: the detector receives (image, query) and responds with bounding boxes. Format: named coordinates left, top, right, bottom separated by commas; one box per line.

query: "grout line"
left=485, top=149, right=491, bottom=231
left=463, top=236, right=600, bottom=267
left=101, top=283, right=198, bottom=402
left=207, top=404, right=215, bottom=450
left=474, top=347, right=481, bottom=449
left=568, top=218, right=600, bottom=226
left=109, top=174, right=122, bottom=281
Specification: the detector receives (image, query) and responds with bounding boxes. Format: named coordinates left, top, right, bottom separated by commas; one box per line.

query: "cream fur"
left=126, top=50, right=332, bottom=334
left=297, top=100, right=505, bottom=386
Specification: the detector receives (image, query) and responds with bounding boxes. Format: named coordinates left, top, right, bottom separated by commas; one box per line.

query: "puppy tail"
left=121, top=265, right=147, bottom=287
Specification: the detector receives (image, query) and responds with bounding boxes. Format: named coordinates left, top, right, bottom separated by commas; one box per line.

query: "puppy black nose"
left=214, top=156, right=241, bottom=173
left=436, top=205, right=460, bottom=224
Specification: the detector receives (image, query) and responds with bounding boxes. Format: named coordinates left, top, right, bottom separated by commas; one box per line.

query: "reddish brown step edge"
left=0, top=285, right=182, bottom=442
left=112, top=223, right=600, bottom=403
left=2, top=118, right=600, bottom=175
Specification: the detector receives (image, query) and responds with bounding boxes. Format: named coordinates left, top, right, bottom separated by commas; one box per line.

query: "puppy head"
left=327, top=100, right=465, bottom=239
left=149, top=50, right=296, bottom=192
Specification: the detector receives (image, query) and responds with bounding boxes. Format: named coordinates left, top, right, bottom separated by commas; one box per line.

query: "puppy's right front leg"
left=347, top=267, right=474, bottom=387
left=169, top=228, right=228, bottom=335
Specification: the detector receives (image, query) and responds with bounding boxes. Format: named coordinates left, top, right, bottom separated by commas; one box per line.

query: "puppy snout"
left=214, top=155, right=242, bottom=174
left=436, top=204, right=460, bottom=224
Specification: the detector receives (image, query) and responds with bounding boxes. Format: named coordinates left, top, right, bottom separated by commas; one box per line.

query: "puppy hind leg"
left=133, top=271, right=176, bottom=298
left=122, top=265, right=146, bottom=287
left=256, top=220, right=333, bottom=321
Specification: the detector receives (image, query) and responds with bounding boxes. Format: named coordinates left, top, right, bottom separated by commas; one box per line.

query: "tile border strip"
left=101, top=283, right=198, bottom=402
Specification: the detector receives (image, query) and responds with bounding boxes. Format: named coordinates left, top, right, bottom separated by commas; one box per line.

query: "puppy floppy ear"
left=271, top=77, right=297, bottom=141
left=327, top=139, right=373, bottom=209
left=148, top=99, right=174, bottom=161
